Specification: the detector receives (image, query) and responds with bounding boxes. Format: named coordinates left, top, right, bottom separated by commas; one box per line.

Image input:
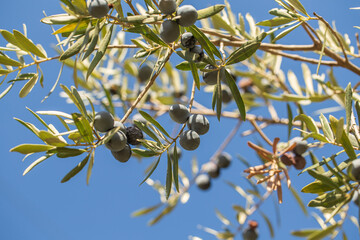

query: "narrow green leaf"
left=55, top=147, right=86, bottom=158
left=345, top=83, right=352, bottom=133
left=307, top=224, right=339, bottom=240
left=307, top=170, right=342, bottom=192
left=291, top=229, right=320, bottom=237
left=36, top=110, right=72, bottom=119
left=139, top=110, right=170, bottom=138
left=132, top=148, right=158, bottom=157
left=134, top=120, right=161, bottom=145
left=13, top=30, right=46, bottom=58
left=294, top=114, right=319, bottom=134
left=86, top=151, right=94, bottom=185
left=61, top=154, right=90, bottom=183
left=319, top=114, right=334, bottom=142
left=0, top=83, right=14, bottom=99
left=86, top=25, right=113, bottom=79
left=23, top=154, right=54, bottom=176
left=273, top=21, right=302, bottom=42
left=0, top=30, right=19, bottom=46
left=189, top=62, right=200, bottom=90
left=71, top=86, right=88, bottom=119
left=355, top=101, right=360, bottom=125
left=139, top=156, right=161, bottom=185
left=19, top=73, right=38, bottom=98
left=72, top=113, right=94, bottom=143
left=171, top=144, right=179, bottom=192
left=197, top=5, right=225, bottom=20
left=224, top=70, right=246, bottom=120
left=38, top=131, right=68, bottom=147
left=287, top=103, right=293, bottom=140
left=165, top=154, right=173, bottom=199
left=14, top=117, right=40, bottom=137
left=10, top=144, right=55, bottom=154
left=308, top=192, right=346, bottom=208
left=215, top=209, right=231, bottom=226
left=216, top=77, right=222, bottom=121
left=226, top=32, right=266, bottom=65
left=60, top=35, right=86, bottom=61
left=83, top=20, right=100, bottom=60
left=290, top=186, right=308, bottom=215
left=284, top=0, right=308, bottom=16
left=188, top=25, right=222, bottom=61
left=257, top=17, right=294, bottom=27
left=0, top=54, right=22, bottom=67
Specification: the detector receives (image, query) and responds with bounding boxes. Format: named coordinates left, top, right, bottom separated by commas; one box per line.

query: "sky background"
left=0, top=0, right=359, bottom=239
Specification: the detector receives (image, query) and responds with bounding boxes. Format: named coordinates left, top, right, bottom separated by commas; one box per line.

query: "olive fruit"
left=176, top=5, right=198, bottom=27
left=111, top=144, right=132, bottom=163
left=242, top=227, right=258, bottom=240
left=179, top=130, right=200, bottom=151
left=202, top=162, right=220, bottom=178
left=280, top=153, right=295, bottom=166
left=113, top=121, right=127, bottom=134
left=94, top=111, right=114, bottom=132
left=168, top=146, right=182, bottom=160
left=202, top=65, right=225, bottom=85
left=214, top=152, right=232, bottom=168
left=187, top=114, right=209, bottom=135
left=195, top=174, right=211, bottom=190
left=294, top=155, right=306, bottom=170
left=105, top=131, right=127, bottom=152
left=88, top=0, right=110, bottom=18
left=189, top=45, right=204, bottom=62
left=132, top=113, right=147, bottom=124
left=353, top=190, right=360, bottom=206
left=126, top=125, right=144, bottom=145
left=160, top=20, right=180, bottom=43
left=351, top=158, right=360, bottom=181
left=221, top=85, right=232, bottom=103
left=158, top=0, right=176, bottom=15
left=181, top=32, right=196, bottom=49
left=290, top=137, right=308, bottom=155
left=138, top=64, right=153, bottom=83
left=169, top=104, right=190, bottom=124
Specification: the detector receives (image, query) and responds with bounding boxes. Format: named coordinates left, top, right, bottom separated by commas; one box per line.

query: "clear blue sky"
left=0, top=0, right=359, bottom=239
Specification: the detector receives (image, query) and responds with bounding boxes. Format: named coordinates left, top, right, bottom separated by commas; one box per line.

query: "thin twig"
left=249, top=119, right=273, bottom=146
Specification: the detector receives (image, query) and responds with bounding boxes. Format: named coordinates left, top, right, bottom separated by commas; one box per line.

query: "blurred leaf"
left=216, top=231, right=234, bottom=239
left=190, top=62, right=201, bottom=90
left=211, top=13, right=236, bottom=35
left=307, top=170, right=342, bottom=192
left=294, top=114, right=319, bottom=134
left=291, top=229, right=320, bottom=237
left=14, top=117, right=40, bottom=137
left=140, top=155, right=161, bottom=185
left=60, top=35, right=86, bottom=61
left=175, top=61, right=207, bottom=71
left=86, top=25, right=113, bottom=79
left=134, top=120, right=162, bottom=145
left=132, top=148, right=158, bottom=157
left=53, top=19, right=90, bottom=35
left=10, top=144, right=55, bottom=154
left=171, top=144, right=179, bottom=192
left=83, top=20, right=101, bottom=60
left=215, top=209, right=231, bottom=226
left=41, top=14, right=79, bottom=25
left=260, top=211, right=274, bottom=238
left=226, top=32, right=266, bottom=65
left=86, top=150, right=94, bottom=185
left=13, top=30, right=46, bottom=58
left=257, top=17, right=294, bottom=27
left=61, top=154, right=90, bottom=183
left=139, top=110, right=170, bottom=138
left=284, top=0, right=308, bottom=16
left=0, top=83, right=14, bottom=99
left=36, top=110, right=72, bottom=119
left=287, top=103, right=293, bottom=140
left=308, top=191, right=346, bottom=208
left=355, top=101, right=360, bottom=125
left=345, top=83, right=352, bottom=133
left=197, top=5, right=225, bottom=20
left=307, top=223, right=339, bottom=240
left=55, top=147, right=86, bottom=158
left=131, top=203, right=162, bottom=217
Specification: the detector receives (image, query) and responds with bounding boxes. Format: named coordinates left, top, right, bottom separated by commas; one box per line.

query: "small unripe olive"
left=111, top=144, right=132, bottom=163
left=105, top=131, right=127, bottom=152
left=202, top=65, right=225, bottom=85
left=181, top=32, right=196, bottom=49
left=113, top=121, right=127, bottom=134
left=138, top=64, right=153, bottom=83
left=189, top=46, right=204, bottom=62
left=88, top=0, right=110, bottom=18
left=351, top=158, right=360, bottom=181
left=158, top=0, right=177, bottom=15
left=168, top=146, right=182, bottom=160
left=280, top=153, right=295, bottom=166
left=179, top=130, right=200, bottom=151
left=202, top=162, right=220, bottom=178
left=187, top=114, right=209, bottom=135
left=294, top=155, right=306, bottom=170
left=169, top=104, right=190, bottom=124
left=160, top=20, right=180, bottom=43
left=242, top=227, right=259, bottom=240
left=176, top=5, right=198, bottom=27
left=94, top=111, right=114, bottom=132
left=195, top=174, right=211, bottom=190
left=215, top=152, right=232, bottom=168
left=290, top=137, right=308, bottom=155
left=126, top=125, right=144, bottom=145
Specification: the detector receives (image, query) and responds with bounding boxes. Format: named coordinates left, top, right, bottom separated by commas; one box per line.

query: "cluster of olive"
left=280, top=137, right=308, bottom=170
left=158, top=0, right=198, bottom=43
left=195, top=152, right=232, bottom=190
left=93, top=111, right=143, bottom=162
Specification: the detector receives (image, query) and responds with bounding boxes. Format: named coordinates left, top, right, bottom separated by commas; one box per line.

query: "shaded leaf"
left=61, top=154, right=90, bottom=183
left=224, top=70, right=246, bottom=120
